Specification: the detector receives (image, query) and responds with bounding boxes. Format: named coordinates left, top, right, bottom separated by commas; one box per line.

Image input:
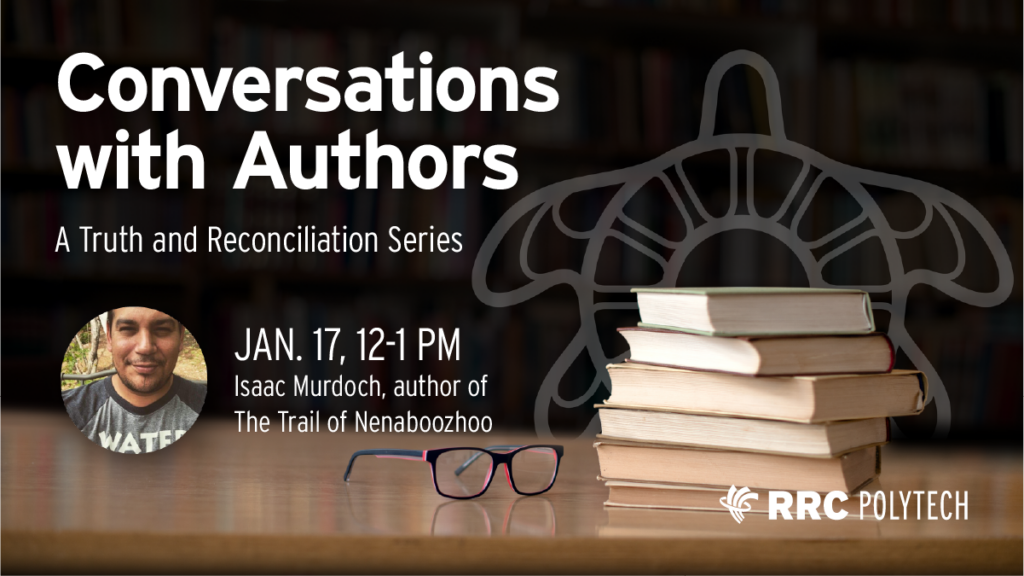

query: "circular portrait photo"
left=59, top=307, right=207, bottom=454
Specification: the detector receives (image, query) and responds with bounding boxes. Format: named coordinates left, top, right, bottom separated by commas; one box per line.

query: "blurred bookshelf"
left=2, top=0, right=1020, bottom=438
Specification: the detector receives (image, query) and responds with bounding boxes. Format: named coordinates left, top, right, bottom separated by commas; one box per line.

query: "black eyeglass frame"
left=344, top=444, right=565, bottom=500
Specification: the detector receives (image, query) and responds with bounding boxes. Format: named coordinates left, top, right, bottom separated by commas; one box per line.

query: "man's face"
left=107, top=308, right=182, bottom=395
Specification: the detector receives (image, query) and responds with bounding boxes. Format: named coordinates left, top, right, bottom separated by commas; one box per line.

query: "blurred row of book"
left=819, top=60, right=1022, bottom=170
left=508, top=170, right=1023, bottom=299
left=7, top=182, right=1019, bottom=302
left=900, top=305, right=1022, bottom=435
left=5, top=0, right=1021, bottom=57
left=3, top=50, right=1019, bottom=174
left=2, top=188, right=187, bottom=274
left=3, top=0, right=200, bottom=59
left=564, top=0, right=1022, bottom=33
left=3, top=0, right=1020, bottom=438
left=0, top=182, right=491, bottom=279
left=820, top=0, right=1021, bottom=31
left=1, top=86, right=201, bottom=172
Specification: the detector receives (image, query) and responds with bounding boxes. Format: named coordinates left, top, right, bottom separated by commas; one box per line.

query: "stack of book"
left=596, top=287, right=928, bottom=516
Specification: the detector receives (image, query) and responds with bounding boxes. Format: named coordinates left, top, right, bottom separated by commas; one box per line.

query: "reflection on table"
left=430, top=498, right=556, bottom=537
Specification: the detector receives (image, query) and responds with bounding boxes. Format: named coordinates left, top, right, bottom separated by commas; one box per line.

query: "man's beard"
left=117, top=359, right=174, bottom=395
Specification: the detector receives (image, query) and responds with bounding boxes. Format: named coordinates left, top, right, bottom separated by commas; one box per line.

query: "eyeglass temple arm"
left=453, top=445, right=524, bottom=476
left=344, top=449, right=423, bottom=481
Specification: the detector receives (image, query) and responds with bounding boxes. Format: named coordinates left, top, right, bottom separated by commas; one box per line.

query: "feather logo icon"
left=720, top=485, right=759, bottom=523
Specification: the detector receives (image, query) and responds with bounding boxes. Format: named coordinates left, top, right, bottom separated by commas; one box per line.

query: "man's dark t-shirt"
left=62, top=375, right=206, bottom=453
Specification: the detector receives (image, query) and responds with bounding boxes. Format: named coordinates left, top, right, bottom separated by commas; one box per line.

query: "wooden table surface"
left=2, top=409, right=1020, bottom=574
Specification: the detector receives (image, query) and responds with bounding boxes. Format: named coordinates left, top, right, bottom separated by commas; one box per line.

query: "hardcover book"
left=595, top=439, right=880, bottom=493
left=604, top=363, right=927, bottom=423
left=618, top=327, right=894, bottom=376
left=632, top=287, right=875, bottom=336
left=597, top=407, right=889, bottom=457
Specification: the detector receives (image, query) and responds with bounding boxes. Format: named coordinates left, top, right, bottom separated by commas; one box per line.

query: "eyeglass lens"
left=434, top=450, right=492, bottom=498
left=510, top=447, right=558, bottom=493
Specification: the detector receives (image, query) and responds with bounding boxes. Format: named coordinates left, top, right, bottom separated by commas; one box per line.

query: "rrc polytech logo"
left=720, top=485, right=758, bottom=523
left=720, top=485, right=969, bottom=524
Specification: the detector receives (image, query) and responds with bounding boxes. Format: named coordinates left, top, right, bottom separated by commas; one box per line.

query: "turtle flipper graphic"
left=472, top=50, right=1014, bottom=439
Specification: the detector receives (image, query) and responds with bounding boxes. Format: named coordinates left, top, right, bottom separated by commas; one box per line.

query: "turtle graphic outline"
left=472, top=50, right=1014, bottom=439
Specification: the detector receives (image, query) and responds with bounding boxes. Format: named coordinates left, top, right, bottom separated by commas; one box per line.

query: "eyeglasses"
left=343, top=444, right=564, bottom=499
